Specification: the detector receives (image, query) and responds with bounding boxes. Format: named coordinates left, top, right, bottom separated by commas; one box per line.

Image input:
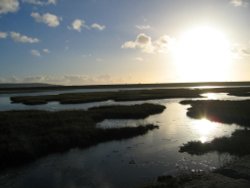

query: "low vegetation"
left=10, top=84, right=250, bottom=105
left=179, top=129, right=250, bottom=156
left=2, top=81, right=250, bottom=94
left=0, top=103, right=165, bottom=169
left=179, top=99, right=250, bottom=156
left=180, top=100, right=250, bottom=127
left=10, top=89, right=203, bottom=105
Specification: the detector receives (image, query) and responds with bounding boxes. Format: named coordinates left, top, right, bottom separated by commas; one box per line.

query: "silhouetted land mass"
left=10, top=89, right=203, bottom=105
left=9, top=85, right=250, bottom=105
left=180, top=130, right=250, bottom=156
left=180, top=100, right=250, bottom=127
left=1, top=81, right=250, bottom=94
left=179, top=100, right=250, bottom=156
left=0, top=83, right=57, bottom=88
left=0, top=103, right=165, bottom=169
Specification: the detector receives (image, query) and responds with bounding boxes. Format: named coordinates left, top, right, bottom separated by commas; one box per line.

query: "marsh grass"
left=8, top=85, right=250, bottom=105
left=179, top=129, right=250, bottom=156
left=180, top=100, right=250, bottom=127
left=10, top=89, right=202, bottom=105
left=179, top=100, right=250, bottom=155
left=0, top=103, right=165, bottom=169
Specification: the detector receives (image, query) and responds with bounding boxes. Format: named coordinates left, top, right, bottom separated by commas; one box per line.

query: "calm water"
left=0, top=89, right=248, bottom=188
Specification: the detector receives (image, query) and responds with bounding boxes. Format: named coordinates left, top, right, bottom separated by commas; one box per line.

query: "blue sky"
left=1, top=0, right=250, bottom=85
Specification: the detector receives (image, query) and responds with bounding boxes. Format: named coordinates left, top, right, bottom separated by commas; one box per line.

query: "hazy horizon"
left=1, top=0, right=250, bottom=85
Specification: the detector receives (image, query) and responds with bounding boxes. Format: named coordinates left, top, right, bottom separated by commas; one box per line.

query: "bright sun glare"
left=192, top=118, right=217, bottom=143
left=173, top=26, right=232, bottom=82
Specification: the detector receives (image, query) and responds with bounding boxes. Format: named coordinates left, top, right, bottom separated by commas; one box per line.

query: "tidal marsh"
left=0, top=103, right=165, bottom=169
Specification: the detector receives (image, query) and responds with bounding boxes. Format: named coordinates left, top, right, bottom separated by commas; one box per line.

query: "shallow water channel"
left=0, top=89, right=249, bottom=188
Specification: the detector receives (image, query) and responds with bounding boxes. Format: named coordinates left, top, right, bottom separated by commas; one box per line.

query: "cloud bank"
left=0, top=74, right=119, bottom=85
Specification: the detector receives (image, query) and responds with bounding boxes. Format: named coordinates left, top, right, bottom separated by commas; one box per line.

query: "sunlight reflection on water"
left=202, top=93, right=219, bottom=99
left=191, top=118, right=217, bottom=143
left=0, top=90, right=246, bottom=188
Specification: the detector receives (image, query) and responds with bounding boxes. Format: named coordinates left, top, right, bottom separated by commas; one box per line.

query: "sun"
left=173, top=25, right=232, bottom=82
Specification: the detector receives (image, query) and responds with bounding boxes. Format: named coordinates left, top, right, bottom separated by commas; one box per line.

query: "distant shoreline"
left=2, top=81, right=250, bottom=94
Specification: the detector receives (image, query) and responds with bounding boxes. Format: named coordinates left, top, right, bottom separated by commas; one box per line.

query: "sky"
left=1, top=0, right=250, bottom=85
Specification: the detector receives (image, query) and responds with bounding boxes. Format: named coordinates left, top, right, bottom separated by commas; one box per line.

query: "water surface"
left=0, top=90, right=247, bottom=188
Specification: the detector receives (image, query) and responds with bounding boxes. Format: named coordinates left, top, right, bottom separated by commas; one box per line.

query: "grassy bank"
left=180, top=100, right=250, bottom=127
left=179, top=130, right=250, bottom=156
left=179, top=100, right=250, bottom=156
left=0, top=103, right=165, bottom=169
left=10, top=89, right=202, bottom=105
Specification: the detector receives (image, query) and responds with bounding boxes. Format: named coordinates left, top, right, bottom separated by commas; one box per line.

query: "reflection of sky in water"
left=0, top=91, right=245, bottom=188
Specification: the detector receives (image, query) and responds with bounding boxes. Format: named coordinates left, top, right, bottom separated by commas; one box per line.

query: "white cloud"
left=121, top=41, right=137, bottom=49
left=154, top=35, right=175, bottom=53
left=121, top=33, right=154, bottom=53
left=135, top=25, right=151, bottom=30
left=122, top=33, right=175, bottom=54
left=0, top=0, right=19, bottom=14
left=31, top=12, right=61, bottom=27
left=230, top=0, right=248, bottom=7
left=30, top=49, right=41, bottom=57
left=70, top=19, right=87, bottom=32
left=22, top=0, right=57, bottom=6
left=43, top=48, right=50, bottom=53
left=30, top=48, right=50, bottom=57
left=91, top=23, right=106, bottom=31
left=0, top=32, right=8, bottom=39
left=10, top=32, right=39, bottom=43
left=70, top=19, right=106, bottom=32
